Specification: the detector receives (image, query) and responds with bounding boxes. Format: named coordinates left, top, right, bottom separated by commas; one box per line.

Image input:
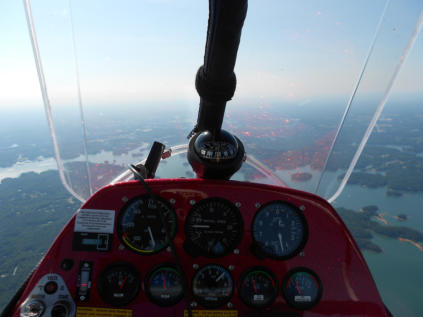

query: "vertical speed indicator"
left=251, top=201, right=307, bottom=260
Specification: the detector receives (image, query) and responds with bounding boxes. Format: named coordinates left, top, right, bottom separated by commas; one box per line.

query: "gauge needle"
left=295, top=280, right=301, bottom=294
left=216, top=272, right=225, bottom=282
left=162, top=275, right=167, bottom=290
left=148, top=226, right=156, bottom=247
left=252, top=279, right=258, bottom=293
left=120, top=275, right=128, bottom=289
left=278, top=233, right=284, bottom=252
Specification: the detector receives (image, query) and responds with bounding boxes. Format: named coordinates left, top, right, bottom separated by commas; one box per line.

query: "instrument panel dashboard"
left=13, top=179, right=390, bottom=317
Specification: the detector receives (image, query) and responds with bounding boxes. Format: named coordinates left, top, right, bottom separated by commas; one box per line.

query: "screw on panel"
left=254, top=202, right=261, bottom=208
left=118, top=244, right=125, bottom=251
left=80, top=296, right=85, bottom=301
left=229, top=265, right=235, bottom=271
left=235, top=202, right=241, bottom=208
left=189, top=200, right=196, bottom=205
left=233, top=248, right=239, bottom=255
left=300, top=251, right=305, bottom=257
left=299, top=205, right=306, bottom=211
left=193, top=264, right=199, bottom=270
left=167, top=246, right=172, bottom=252
left=170, top=198, right=176, bottom=204
left=122, top=196, right=128, bottom=203
left=83, top=263, right=89, bottom=268
left=227, top=302, right=233, bottom=308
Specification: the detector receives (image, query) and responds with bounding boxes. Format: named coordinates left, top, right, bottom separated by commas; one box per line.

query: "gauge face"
left=251, top=201, right=307, bottom=259
left=145, top=265, right=184, bottom=307
left=197, top=141, right=237, bottom=160
left=282, top=268, right=322, bottom=310
left=118, top=195, right=177, bottom=254
left=97, top=263, right=141, bottom=306
left=184, top=198, right=243, bottom=257
left=192, top=265, right=233, bottom=308
left=238, top=267, right=278, bottom=309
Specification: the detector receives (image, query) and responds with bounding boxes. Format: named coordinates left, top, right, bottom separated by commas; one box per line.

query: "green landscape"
left=0, top=171, right=78, bottom=308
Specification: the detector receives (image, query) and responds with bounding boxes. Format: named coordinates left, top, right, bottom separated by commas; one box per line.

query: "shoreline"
left=398, top=237, right=423, bottom=253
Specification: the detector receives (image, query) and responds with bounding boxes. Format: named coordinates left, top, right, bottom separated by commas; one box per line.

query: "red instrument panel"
left=12, top=179, right=390, bottom=316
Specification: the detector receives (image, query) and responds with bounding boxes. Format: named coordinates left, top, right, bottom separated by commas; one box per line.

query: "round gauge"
left=97, top=263, right=141, bottom=306
left=145, top=264, right=185, bottom=307
left=238, top=267, right=278, bottom=309
left=118, top=195, right=177, bottom=254
left=282, top=268, right=322, bottom=310
left=184, top=198, right=243, bottom=257
left=192, top=264, right=233, bottom=308
left=251, top=201, right=307, bottom=260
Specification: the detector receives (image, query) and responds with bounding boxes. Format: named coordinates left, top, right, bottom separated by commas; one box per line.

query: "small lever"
left=131, top=141, right=165, bottom=179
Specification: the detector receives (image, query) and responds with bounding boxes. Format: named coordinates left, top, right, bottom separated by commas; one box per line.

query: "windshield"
left=1, top=0, right=423, bottom=315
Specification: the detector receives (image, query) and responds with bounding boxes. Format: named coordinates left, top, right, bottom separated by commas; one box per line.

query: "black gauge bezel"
left=184, top=197, right=244, bottom=258
left=281, top=267, right=323, bottom=311
left=97, top=262, right=141, bottom=307
left=144, top=263, right=185, bottom=307
left=251, top=200, right=308, bottom=260
left=237, top=266, right=278, bottom=309
left=117, top=195, right=178, bottom=255
left=191, top=264, right=234, bottom=309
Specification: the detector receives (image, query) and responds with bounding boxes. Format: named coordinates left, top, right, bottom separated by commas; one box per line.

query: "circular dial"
left=185, top=198, right=243, bottom=257
left=238, top=267, right=278, bottom=309
left=97, top=263, right=141, bottom=306
left=282, top=268, right=322, bottom=310
left=252, top=201, right=307, bottom=259
left=118, top=195, right=177, bottom=254
left=145, top=265, right=185, bottom=307
left=192, top=265, right=233, bottom=308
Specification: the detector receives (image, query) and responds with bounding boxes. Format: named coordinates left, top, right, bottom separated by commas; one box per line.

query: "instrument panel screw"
left=299, top=205, right=306, bottom=211
left=254, top=202, right=261, bottom=208
left=118, top=244, right=125, bottom=251
left=233, top=248, right=240, bottom=255
left=80, top=296, right=85, bottom=301
left=193, top=264, right=199, bottom=270
left=300, top=251, right=305, bottom=257
left=189, top=200, right=196, bottom=205
left=229, top=265, right=235, bottom=271
left=191, top=302, right=197, bottom=307
left=122, top=196, right=128, bottom=203
left=227, top=302, right=233, bottom=308
left=235, top=202, right=241, bottom=208
left=169, top=198, right=176, bottom=204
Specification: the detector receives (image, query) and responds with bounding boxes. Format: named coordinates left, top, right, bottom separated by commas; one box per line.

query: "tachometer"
left=282, top=268, right=322, bottom=310
left=184, top=198, right=243, bottom=257
left=251, top=201, right=307, bottom=260
left=118, top=195, right=177, bottom=254
left=192, top=264, right=233, bottom=308
left=145, top=264, right=185, bottom=307
left=238, top=267, right=278, bottom=309
left=97, top=263, right=141, bottom=306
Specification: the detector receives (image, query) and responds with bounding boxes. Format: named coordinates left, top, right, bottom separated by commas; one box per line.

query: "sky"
left=0, top=0, right=422, bottom=110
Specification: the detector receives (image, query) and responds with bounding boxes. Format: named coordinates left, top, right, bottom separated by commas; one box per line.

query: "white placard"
left=74, top=209, right=115, bottom=233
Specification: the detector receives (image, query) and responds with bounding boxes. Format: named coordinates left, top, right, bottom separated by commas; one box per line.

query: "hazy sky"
left=0, top=0, right=422, bottom=109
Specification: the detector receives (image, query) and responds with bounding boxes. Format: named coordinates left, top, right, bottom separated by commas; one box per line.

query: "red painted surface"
left=12, top=179, right=389, bottom=316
